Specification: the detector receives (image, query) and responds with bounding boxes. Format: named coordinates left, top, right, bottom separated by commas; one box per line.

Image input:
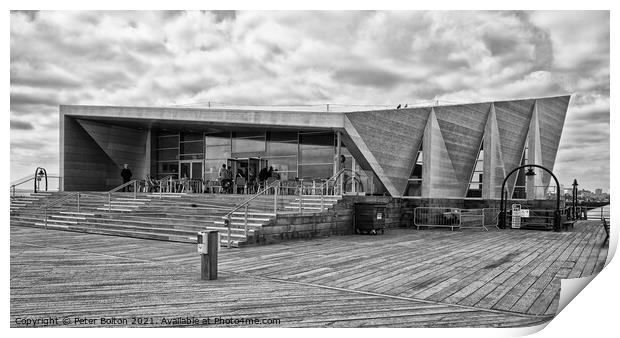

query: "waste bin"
left=355, top=203, right=386, bottom=235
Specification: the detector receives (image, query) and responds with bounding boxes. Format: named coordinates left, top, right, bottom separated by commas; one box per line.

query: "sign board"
left=511, top=204, right=521, bottom=229
left=197, top=231, right=207, bottom=254
left=376, top=212, right=383, bottom=220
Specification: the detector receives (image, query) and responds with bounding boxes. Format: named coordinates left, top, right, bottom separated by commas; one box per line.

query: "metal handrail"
left=221, top=180, right=281, bottom=249
left=223, top=180, right=281, bottom=218
left=157, top=175, right=174, bottom=196
left=107, top=179, right=141, bottom=212
left=311, top=168, right=346, bottom=196
left=42, top=192, right=107, bottom=227
left=10, top=174, right=62, bottom=197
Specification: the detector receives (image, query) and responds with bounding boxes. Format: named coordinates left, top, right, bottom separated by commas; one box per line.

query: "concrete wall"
left=62, top=116, right=148, bottom=191
left=62, top=116, right=119, bottom=191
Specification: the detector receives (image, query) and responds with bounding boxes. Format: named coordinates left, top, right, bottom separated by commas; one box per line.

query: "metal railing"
left=414, top=207, right=461, bottom=230
left=10, top=172, right=62, bottom=197
left=107, top=180, right=140, bottom=212
left=413, top=207, right=501, bottom=231
left=221, top=180, right=281, bottom=248
left=42, top=192, right=106, bottom=227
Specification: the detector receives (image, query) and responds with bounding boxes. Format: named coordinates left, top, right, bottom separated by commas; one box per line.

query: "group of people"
left=218, top=163, right=280, bottom=194
left=119, top=162, right=282, bottom=194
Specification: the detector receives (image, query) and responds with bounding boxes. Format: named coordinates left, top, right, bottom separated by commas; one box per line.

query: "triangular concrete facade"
left=422, top=108, right=461, bottom=198
left=534, top=96, right=571, bottom=187
left=482, top=103, right=507, bottom=199
left=434, top=102, right=491, bottom=197
left=344, top=107, right=431, bottom=196
left=493, top=99, right=535, bottom=195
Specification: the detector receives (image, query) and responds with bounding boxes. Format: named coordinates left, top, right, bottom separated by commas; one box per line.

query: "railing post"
left=134, top=181, right=137, bottom=199
left=226, top=215, right=232, bottom=249
left=244, top=204, right=249, bottom=239
left=298, top=183, right=302, bottom=213
left=321, top=193, right=324, bottom=212
left=44, top=208, right=48, bottom=228
left=77, top=193, right=81, bottom=213
left=108, top=193, right=111, bottom=213
left=273, top=186, right=278, bottom=215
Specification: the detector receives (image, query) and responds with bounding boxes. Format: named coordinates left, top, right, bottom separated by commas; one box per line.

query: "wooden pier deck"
left=10, top=221, right=608, bottom=328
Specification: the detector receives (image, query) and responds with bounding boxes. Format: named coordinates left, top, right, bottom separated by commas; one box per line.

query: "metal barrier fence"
left=413, top=207, right=461, bottom=231
left=413, top=207, right=501, bottom=231
left=460, top=209, right=486, bottom=230
left=483, top=208, right=501, bottom=230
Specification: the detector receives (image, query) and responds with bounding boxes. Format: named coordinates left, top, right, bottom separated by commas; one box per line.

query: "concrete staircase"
left=10, top=192, right=343, bottom=247
left=10, top=192, right=55, bottom=213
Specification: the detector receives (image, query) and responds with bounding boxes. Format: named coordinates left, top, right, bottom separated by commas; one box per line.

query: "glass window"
left=299, top=164, right=333, bottom=179
left=269, top=131, right=297, bottom=142
left=267, top=141, right=297, bottom=157
left=405, top=181, right=422, bottom=197
left=205, top=145, right=231, bottom=160
left=180, top=154, right=203, bottom=160
left=232, top=137, right=265, bottom=153
left=299, top=132, right=334, bottom=148
left=180, top=132, right=203, bottom=142
left=205, top=133, right=231, bottom=146
left=234, top=131, right=264, bottom=138
left=299, top=147, right=334, bottom=164
left=157, top=162, right=179, bottom=175
left=264, top=156, right=297, bottom=173
left=157, top=135, right=179, bottom=149
left=204, top=160, right=226, bottom=181
left=180, top=141, right=203, bottom=155
left=157, top=149, right=178, bottom=161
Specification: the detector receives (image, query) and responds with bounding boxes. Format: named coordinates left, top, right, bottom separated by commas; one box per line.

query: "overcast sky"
left=9, top=10, right=610, bottom=192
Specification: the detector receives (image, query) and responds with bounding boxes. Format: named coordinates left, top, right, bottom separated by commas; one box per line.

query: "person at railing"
left=120, top=164, right=132, bottom=192
left=235, top=170, right=247, bottom=194
left=258, top=165, right=269, bottom=190
left=179, top=174, right=190, bottom=193
left=218, top=164, right=228, bottom=194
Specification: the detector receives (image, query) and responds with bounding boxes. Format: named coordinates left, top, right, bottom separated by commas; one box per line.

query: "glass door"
left=180, top=160, right=203, bottom=180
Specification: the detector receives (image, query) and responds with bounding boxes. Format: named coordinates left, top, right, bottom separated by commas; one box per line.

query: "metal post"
left=298, top=183, right=303, bottom=213
left=134, top=181, right=137, bottom=199
left=77, top=193, right=81, bottom=213
left=200, top=231, right=218, bottom=280
left=44, top=208, right=47, bottom=228
left=321, top=193, right=324, bottom=212
left=273, top=186, right=278, bottom=215
left=226, top=215, right=232, bottom=249
left=108, top=194, right=111, bottom=212
left=244, top=204, right=249, bottom=239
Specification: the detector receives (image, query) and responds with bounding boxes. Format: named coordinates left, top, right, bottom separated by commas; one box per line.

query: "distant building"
left=595, top=188, right=603, bottom=196
left=59, top=95, right=570, bottom=199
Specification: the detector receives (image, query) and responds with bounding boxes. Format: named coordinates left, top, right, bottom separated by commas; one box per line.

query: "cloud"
left=9, top=10, right=610, bottom=191
left=10, top=119, right=34, bottom=130
left=333, top=65, right=408, bottom=88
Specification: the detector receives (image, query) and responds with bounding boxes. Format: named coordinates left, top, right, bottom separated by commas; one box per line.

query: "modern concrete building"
left=59, top=95, right=570, bottom=199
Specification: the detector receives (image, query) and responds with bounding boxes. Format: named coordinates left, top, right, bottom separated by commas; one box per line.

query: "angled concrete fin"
left=526, top=102, right=544, bottom=198
left=344, top=107, right=430, bottom=196
left=422, top=108, right=461, bottom=198
left=534, top=96, right=571, bottom=187
left=434, top=102, right=490, bottom=196
left=493, top=99, right=535, bottom=195
left=483, top=103, right=508, bottom=199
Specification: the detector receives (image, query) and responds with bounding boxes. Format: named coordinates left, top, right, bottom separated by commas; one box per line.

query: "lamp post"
left=572, top=179, right=578, bottom=220
left=34, top=167, right=47, bottom=193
